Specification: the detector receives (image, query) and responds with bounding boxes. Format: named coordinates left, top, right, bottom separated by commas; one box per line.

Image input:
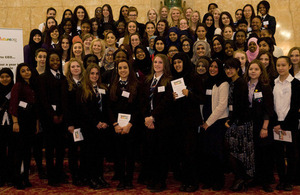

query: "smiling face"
left=209, top=61, right=219, bottom=77
left=153, top=56, right=164, bottom=74
left=171, top=10, right=180, bottom=21
left=213, top=40, right=222, bottom=53
left=89, top=67, right=100, bottom=85
left=196, top=26, right=207, bottom=40
left=148, top=9, right=157, bottom=22
left=276, top=58, right=291, bottom=77
left=35, top=51, right=47, bottom=67
left=70, top=61, right=82, bottom=77
left=61, top=38, right=70, bottom=51
left=155, top=40, right=165, bottom=52
left=248, top=41, right=257, bottom=53
left=76, top=8, right=85, bottom=21
left=64, top=10, right=72, bottom=19
left=20, top=66, right=31, bottom=81
left=160, top=7, right=168, bottom=19
left=105, top=51, right=114, bottom=63
left=84, top=37, right=93, bottom=48
left=179, top=19, right=188, bottom=30
left=168, top=46, right=179, bottom=58
left=248, top=63, right=261, bottom=80
left=49, top=53, right=60, bottom=71
left=290, top=49, right=300, bottom=65
left=128, top=22, right=137, bottom=34
left=182, top=41, right=191, bottom=53
left=157, top=22, right=166, bottom=33
left=196, top=44, right=206, bottom=57
left=223, top=27, right=233, bottom=40
left=146, top=23, right=155, bottom=36
left=213, top=9, right=220, bottom=21
left=130, top=34, right=140, bottom=49
left=185, top=8, right=193, bottom=19
left=73, top=43, right=83, bottom=57
left=169, top=32, right=178, bottom=42
left=0, top=72, right=12, bottom=86
left=235, top=10, right=243, bottom=21
left=106, top=33, right=116, bottom=47
left=205, top=16, right=213, bottom=27
left=225, top=43, right=234, bottom=57
left=173, top=59, right=183, bottom=73
left=136, top=48, right=146, bottom=60
left=33, top=34, right=41, bottom=43
left=64, top=21, right=72, bottom=34
left=259, top=54, right=270, bottom=68
left=236, top=31, right=246, bottom=45
left=259, top=40, right=270, bottom=52
left=47, top=10, right=56, bottom=18
left=92, top=41, right=102, bottom=54
left=196, top=62, right=207, bottom=75
left=102, top=6, right=110, bottom=18
left=258, top=3, right=267, bottom=16
left=191, top=12, right=200, bottom=24
left=225, top=66, right=239, bottom=79
left=243, top=6, right=252, bottom=19
left=221, top=14, right=230, bottom=26
left=251, top=17, right=262, bottom=31
left=118, top=61, right=130, bottom=80
left=121, top=7, right=128, bottom=18
left=47, top=19, right=56, bottom=29
left=50, top=29, right=59, bottom=40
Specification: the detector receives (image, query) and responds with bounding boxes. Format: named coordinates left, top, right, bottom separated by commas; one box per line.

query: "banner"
left=0, top=28, right=23, bottom=77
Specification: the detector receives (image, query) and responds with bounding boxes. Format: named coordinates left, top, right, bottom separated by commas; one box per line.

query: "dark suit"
left=262, top=14, right=276, bottom=35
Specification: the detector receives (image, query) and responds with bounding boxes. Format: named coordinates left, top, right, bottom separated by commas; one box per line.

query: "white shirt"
left=50, top=69, right=61, bottom=77
left=294, top=71, right=300, bottom=81
left=273, top=74, right=293, bottom=121
left=152, top=73, right=163, bottom=86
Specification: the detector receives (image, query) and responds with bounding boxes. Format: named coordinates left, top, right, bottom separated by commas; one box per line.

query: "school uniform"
left=261, top=14, right=276, bottom=35
left=140, top=74, right=173, bottom=191
left=272, top=75, right=300, bottom=187
left=248, top=81, right=274, bottom=187
left=76, top=85, right=109, bottom=188
left=38, top=70, right=67, bottom=185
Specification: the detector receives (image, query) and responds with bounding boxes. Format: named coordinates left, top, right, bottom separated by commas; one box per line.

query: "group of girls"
left=1, top=0, right=300, bottom=193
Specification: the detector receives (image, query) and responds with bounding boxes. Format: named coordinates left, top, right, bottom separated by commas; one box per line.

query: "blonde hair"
left=70, top=42, right=84, bottom=60
left=167, top=7, right=184, bottom=27
left=147, top=8, right=158, bottom=23
left=65, top=58, right=85, bottom=91
left=90, top=38, right=105, bottom=58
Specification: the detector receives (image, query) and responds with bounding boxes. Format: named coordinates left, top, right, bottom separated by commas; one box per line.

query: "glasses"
left=182, top=44, right=190, bottom=47
left=129, top=14, right=137, bottom=17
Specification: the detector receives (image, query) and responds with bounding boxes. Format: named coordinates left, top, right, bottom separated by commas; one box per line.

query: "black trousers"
left=0, top=125, right=13, bottom=183
left=33, top=131, right=45, bottom=172
left=114, top=133, right=135, bottom=182
left=44, top=123, right=66, bottom=183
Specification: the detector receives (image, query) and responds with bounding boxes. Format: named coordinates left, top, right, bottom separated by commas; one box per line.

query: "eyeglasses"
left=182, top=44, right=190, bottom=47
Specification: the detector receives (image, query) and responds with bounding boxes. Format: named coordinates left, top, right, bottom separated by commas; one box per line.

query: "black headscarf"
left=133, top=45, right=152, bottom=75
left=206, top=58, right=228, bottom=89
left=29, top=29, right=43, bottom=66
left=180, top=38, right=193, bottom=59
left=154, top=36, right=167, bottom=55
left=211, top=35, right=225, bottom=62
left=0, top=68, right=14, bottom=96
left=171, top=52, right=192, bottom=79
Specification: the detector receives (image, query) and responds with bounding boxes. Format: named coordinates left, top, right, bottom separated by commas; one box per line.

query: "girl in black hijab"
left=153, top=36, right=168, bottom=57
left=133, top=45, right=152, bottom=83
left=24, top=29, right=43, bottom=68
left=211, top=35, right=226, bottom=62
left=0, top=68, right=14, bottom=186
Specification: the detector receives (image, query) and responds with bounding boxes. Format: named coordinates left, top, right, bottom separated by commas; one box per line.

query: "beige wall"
left=0, top=0, right=299, bottom=55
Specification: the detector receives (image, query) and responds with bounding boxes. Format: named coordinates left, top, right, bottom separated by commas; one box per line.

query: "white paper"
left=263, top=21, right=269, bottom=25
left=73, top=128, right=84, bottom=142
left=5, top=92, right=11, bottom=100
left=206, top=89, right=212, bottom=95
left=19, top=101, right=28, bottom=108
left=117, top=113, right=131, bottom=127
left=158, top=86, right=165, bottom=93
left=52, top=105, right=57, bottom=111
left=122, top=91, right=130, bottom=98
left=98, top=88, right=106, bottom=95
left=254, top=92, right=263, bottom=99
left=171, top=78, right=186, bottom=99
left=273, top=130, right=292, bottom=143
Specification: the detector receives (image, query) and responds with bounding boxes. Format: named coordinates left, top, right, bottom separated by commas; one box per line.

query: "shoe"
left=125, top=181, right=134, bottom=189
left=24, top=180, right=32, bottom=188
left=89, top=179, right=101, bottom=190
left=179, top=184, right=187, bottom=192
left=185, top=184, right=199, bottom=192
left=98, top=176, right=110, bottom=188
left=262, top=184, right=273, bottom=192
left=230, top=179, right=245, bottom=192
left=284, top=183, right=293, bottom=191
left=276, top=182, right=284, bottom=190
left=150, top=183, right=166, bottom=193
left=116, top=181, right=125, bottom=191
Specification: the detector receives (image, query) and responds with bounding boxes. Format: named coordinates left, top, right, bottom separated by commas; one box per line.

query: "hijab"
left=206, top=58, right=227, bottom=89
left=133, top=45, right=152, bottom=75
left=166, top=27, right=181, bottom=48
left=211, top=35, right=225, bottom=61
left=171, top=52, right=192, bottom=79
left=191, top=40, right=211, bottom=64
left=181, top=38, right=194, bottom=59
left=246, top=37, right=259, bottom=62
left=154, top=36, right=167, bottom=55
left=0, top=68, right=14, bottom=96
left=28, top=29, right=43, bottom=67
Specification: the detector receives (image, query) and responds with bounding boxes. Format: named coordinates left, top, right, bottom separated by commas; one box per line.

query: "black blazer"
left=63, top=81, right=80, bottom=128
left=140, top=75, right=173, bottom=129
left=38, top=71, right=67, bottom=125
left=262, top=14, right=276, bottom=35
left=272, top=78, right=300, bottom=131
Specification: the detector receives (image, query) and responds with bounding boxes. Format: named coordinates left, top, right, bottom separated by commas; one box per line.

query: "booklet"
left=171, top=78, right=186, bottom=99
left=73, top=128, right=84, bottom=142
left=273, top=129, right=292, bottom=143
left=117, top=113, right=131, bottom=127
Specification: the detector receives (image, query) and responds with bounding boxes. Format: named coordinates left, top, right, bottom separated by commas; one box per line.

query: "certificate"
left=73, top=128, right=84, bottom=142
left=273, top=130, right=292, bottom=143
left=171, top=78, right=186, bottom=99
left=117, top=113, right=131, bottom=127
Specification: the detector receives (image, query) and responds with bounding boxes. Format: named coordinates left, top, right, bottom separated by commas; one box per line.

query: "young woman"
left=90, top=39, right=105, bottom=62
left=189, top=11, right=201, bottom=33
left=166, top=27, right=181, bottom=48
left=140, top=54, right=173, bottom=192
left=59, top=18, right=75, bottom=37
left=242, top=4, right=255, bottom=30
left=38, top=50, right=67, bottom=187
left=76, top=64, right=109, bottom=189
left=143, top=22, right=156, bottom=47
left=83, top=54, right=99, bottom=69
left=211, top=36, right=225, bottom=62
left=99, top=4, right=116, bottom=36
left=191, top=40, right=211, bottom=65
left=184, top=7, right=193, bottom=20
left=10, top=63, right=38, bottom=189
left=24, top=29, right=43, bottom=68
left=244, top=59, right=274, bottom=192
left=224, top=40, right=235, bottom=60
left=147, top=8, right=158, bottom=24
left=63, top=58, right=86, bottom=186
left=60, top=9, right=73, bottom=24
left=208, top=3, right=218, bottom=14
left=72, top=5, right=90, bottom=35
left=213, top=8, right=221, bottom=29
left=224, top=58, right=254, bottom=192
left=167, top=7, right=183, bottom=27
left=129, top=33, right=142, bottom=55
left=234, top=9, right=243, bottom=24
left=272, top=56, right=300, bottom=191
left=219, top=12, right=235, bottom=33
left=233, top=30, right=247, bottom=51
left=42, top=26, right=60, bottom=50
left=39, top=7, right=56, bottom=33
left=233, top=50, right=248, bottom=75
left=257, top=50, right=278, bottom=84
left=70, top=42, right=84, bottom=64
left=195, top=23, right=208, bottom=41
left=108, top=60, right=139, bottom=190
left=43, top=16, right=58, bottom=37
left=246, top=37, right=259, bottom=62
left=117, top=5, right=129, bottom=23
left=0, top=68, right=14, bottom=187
left=94, top=7, right=102, bottom=21
left=202, top=59, right=229, bottom=191
left=133, top=45, right=152, bottom=82
left=181, top=38, right=193, bottom=58
left=258, top=37, right=277, bottom=62
left=171, top=53, right=204, bottom=192
left=154, top=19, right=169, bottom=38
left=257, top=0, right=276, bottom=35
left=58, top=35, right=71, bottom=71
left=222, top=25, right=234, bottom=40
left=90, top=18, right=99, bottom=38
left=105, top=30, right=117, bottom=50
left=82, top=33, right=93, bottom=56
left=119, top=21, right=138, bottom=45
left=202, top=13, right=215, bottom=41
left=159, top=6, right=169, bottom=20
left=288, top=47, right=300, bottom=80
left=153, top=36, right=168, bottom=56
left=116, top=21, right=126, bottom=41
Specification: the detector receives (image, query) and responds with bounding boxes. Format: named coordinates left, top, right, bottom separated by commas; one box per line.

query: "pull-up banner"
left=0, top=28, right=23, bottom=76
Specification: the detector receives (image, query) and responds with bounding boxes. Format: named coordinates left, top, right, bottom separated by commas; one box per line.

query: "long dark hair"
left=44, top=25, right=59, bottom=47
left=109, top=60, right=138, bottom=103
left=72, top=5, right=90, bottom=25
left=100, top=4, right=114, bottom=24
left=60, top=9, right=73, bottom=24
left=118, top=5, right=129, bottom=23
left=16, top=63, right=32, bottom=83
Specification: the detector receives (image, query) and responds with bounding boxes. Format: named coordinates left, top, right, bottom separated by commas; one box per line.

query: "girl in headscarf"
left=211, top=35, right=225, bottom=62
left=181, top=38, right=193, bottom=59
left=24, top=29, right=43, bottom=68
left=153, top=36, right=167, bottom=57
left=246, top=37, right=259, bottom=62
left=133, top=45, right=152, bottom=83
left=166, top=27, right=181, bottom=48
left=191, top=40, right=211, bottom=65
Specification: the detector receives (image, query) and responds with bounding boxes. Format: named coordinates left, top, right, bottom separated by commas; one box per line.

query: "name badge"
left=52, top=105, right=57, bottom=111
left=254, top=92, right=263, bottom=99
left=19, top=101, right=28, bottom=108
left=98, top=88, right=106, bottom=95
left=136, top=72, right=140, bottom=77
left=206, top=89, right=212, bottom=95
left=229, top=105, right=233, bottom=111
left=158, top=86, right=165, bottom=93
left=5, top=92, right=11, bottom=100
left=263, top=21, right=269, bottom=26
left=122, top=91, right=130, bottom=98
